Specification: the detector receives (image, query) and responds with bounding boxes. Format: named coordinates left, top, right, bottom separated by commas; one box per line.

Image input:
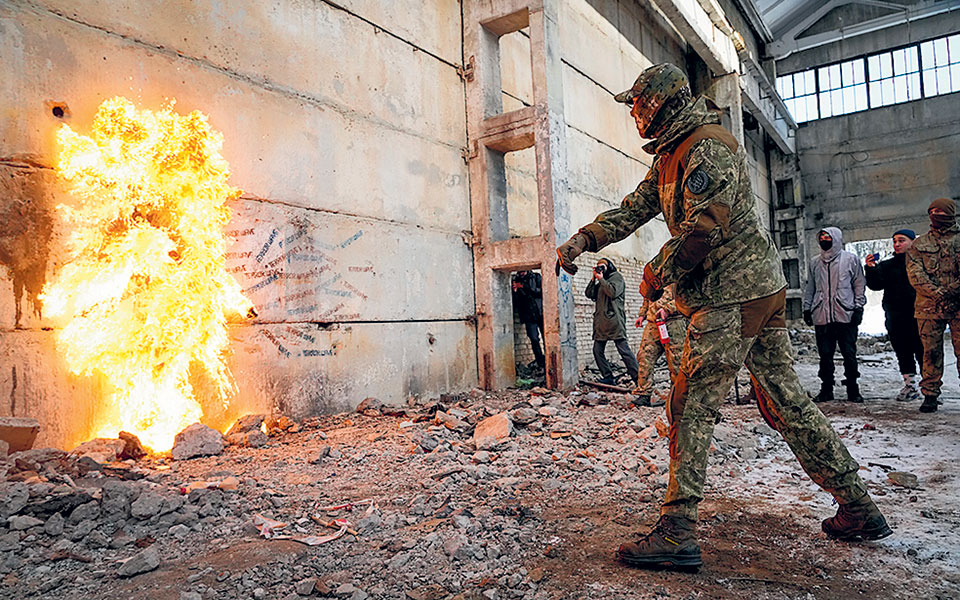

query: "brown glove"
left=639, top=263, right=663, bottom=301
left=555, top=233, right=590, bottom=276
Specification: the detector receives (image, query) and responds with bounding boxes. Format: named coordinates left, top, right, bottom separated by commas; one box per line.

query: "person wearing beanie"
left=802, top=227, right=867, bottom=403
left=865, top=229, right=923, bottom=402
left=906, top=198, right=960, bottom=413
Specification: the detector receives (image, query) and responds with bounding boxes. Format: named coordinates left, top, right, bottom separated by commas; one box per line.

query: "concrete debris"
left=227, top=414, right=266, bottom=436
left=888, top=471, right=920, bottom=489
left=70, top=438, right=126, bottom=464
left=0, top=341, right=956, bottom=600
left=117, top=545, right=160, bottom=577
left=118, top=432, right=147, bottom=460
left=473, top=413, right=513, bottom=451
left=172, top=424, right=225, bottom=460
left=0, top=417, right=40, bottom=453
left=226, top=429, right=268, bottom=448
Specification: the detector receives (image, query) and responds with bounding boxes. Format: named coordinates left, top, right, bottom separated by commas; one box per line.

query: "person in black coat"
left=865, top=229, right=923, bottom=402
left=512, top=270, right=545, bottom=370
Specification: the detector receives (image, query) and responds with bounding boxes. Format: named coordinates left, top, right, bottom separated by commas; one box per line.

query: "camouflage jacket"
left=641, top=284, right=682, bottom=322
left=580, top=97, right=785, bottom=314
left=906, top=224, right=960, bottom=319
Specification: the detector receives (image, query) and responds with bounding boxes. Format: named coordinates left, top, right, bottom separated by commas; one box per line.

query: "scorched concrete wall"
left=0, top=0, right=476, bottom=449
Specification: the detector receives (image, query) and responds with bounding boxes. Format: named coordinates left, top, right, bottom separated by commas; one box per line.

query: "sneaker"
left=822, top=495, right=892, bottom=541
left=895, top=374, right=921, bottom=402
left=596, top=376, right=616, bottom=386
left=616, top=515, right=702, bottom=571
left=920, top=395, right=939, bottom=413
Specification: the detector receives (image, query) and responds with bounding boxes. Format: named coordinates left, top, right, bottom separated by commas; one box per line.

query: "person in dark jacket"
left=585, top=258, right=639, bottom=386
left=802, top=227, right=867, bottom=402
left=511, top=270, right=545, bottom=370
left=865, top=229, right=922, bottom=402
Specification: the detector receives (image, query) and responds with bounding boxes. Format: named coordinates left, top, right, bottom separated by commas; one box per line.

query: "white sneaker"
left=896, top=374, right=921, bottom=402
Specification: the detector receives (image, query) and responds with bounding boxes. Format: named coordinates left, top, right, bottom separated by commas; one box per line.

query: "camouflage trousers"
left=662, top=289, right=867, bottom=521
left=917, top=317, right=960, bottom=397
left=635, top=317, right=688, bottom=395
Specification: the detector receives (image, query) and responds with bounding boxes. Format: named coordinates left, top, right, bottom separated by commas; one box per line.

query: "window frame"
left=776, top=33, right=960, bottom=125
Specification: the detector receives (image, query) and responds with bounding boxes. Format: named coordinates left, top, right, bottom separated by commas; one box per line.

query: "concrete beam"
left=770, top=0, right=960, bottom=59
left=648, top=0, right=740, bottom=75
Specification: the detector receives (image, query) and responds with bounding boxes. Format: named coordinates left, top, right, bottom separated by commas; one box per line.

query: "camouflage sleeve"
left=906, top=245, right=943, bottom=299
left=646, top=139, right=733, bottom=285
left=578, top=158, right=662, bottom=251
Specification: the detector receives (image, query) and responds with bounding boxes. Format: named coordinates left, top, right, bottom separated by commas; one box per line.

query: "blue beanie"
left=893, top=229, right=916, bottom=240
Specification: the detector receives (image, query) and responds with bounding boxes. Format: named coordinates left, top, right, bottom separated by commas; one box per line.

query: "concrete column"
left=708, top=72, right=744, bottom=145
left=463, top=0, right=577, bottom=390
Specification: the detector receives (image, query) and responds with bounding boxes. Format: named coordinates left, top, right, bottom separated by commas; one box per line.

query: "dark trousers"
left=523, top=321, right=545, bottom=367
left=593, top=339, right=640, bottom=382
left=815, top=322, right=859, bottom=386
left=885, top=314, right=923, bottom=375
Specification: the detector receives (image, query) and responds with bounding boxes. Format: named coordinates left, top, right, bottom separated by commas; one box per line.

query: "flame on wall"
left=40, top=97, right=254, bottom=452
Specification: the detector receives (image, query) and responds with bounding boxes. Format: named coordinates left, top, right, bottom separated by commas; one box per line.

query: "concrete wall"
left=0, top=0, right=476, bottom=448
left=796, top=92, right=960, bottom=247
left=0, top=0, right=787, bottom=447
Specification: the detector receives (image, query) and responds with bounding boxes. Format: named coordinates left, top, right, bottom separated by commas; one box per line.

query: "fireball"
left=41, top=97, right=254, bottom=452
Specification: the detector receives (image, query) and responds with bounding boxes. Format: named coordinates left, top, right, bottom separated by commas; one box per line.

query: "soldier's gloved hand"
left=852, top=307, right=863, bottom=326
left=634, top=316, right=644, bottom=328
left=803, top=310, right=813, bottom=326
left=639, top=263, right=663, bottom=301
left=555, top=233, right=589, bottom=276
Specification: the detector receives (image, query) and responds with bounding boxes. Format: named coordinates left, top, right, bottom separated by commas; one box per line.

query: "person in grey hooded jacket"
left=802, top=227, right=867, bottom=402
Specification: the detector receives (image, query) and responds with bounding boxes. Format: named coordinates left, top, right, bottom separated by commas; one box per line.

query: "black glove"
left=639, top=263, right=663, bottom=301
left=555, top=233, right=590, bottom=276
left=802, top=310, right=813, bottom=326
left=852, top=307, right=863, bottom=326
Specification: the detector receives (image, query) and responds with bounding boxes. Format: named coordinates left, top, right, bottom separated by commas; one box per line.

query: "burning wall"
left=0, top=0, right=478, bottom=449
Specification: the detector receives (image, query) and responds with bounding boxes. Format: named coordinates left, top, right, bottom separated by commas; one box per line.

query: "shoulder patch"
left=685, top=167, right=710, bottom=195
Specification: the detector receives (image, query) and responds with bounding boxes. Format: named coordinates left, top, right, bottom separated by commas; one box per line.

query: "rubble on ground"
left=0, top=340, right=957, bottom=600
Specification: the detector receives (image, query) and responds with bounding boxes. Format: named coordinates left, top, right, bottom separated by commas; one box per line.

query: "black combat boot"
left=616, top=515, right=701, bottom=570
left=846, top=382, right=864, bottom=403
left=822, top=495, right=892, bottom=541
left=919, top=395, right=939, bottom=413
left=813, top=382, right=834, bottom=403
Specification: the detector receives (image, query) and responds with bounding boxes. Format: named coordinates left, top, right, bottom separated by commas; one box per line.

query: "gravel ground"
left=1, top=333, right=958, bottom=600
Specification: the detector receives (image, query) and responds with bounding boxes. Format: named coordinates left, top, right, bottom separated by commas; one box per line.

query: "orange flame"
left=41, top=97, right=254, bottom=452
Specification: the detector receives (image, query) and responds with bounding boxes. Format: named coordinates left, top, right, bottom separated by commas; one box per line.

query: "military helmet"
left=615, top=63, right=692, bottom=138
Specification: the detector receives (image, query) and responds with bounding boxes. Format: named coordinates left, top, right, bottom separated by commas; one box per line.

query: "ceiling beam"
left=770, top=0, right=960, bottom=58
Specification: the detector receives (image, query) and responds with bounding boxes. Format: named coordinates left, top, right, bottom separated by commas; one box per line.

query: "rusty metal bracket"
left=460, top=140, right=479, bottom=163
left=457, top=55, right=475, bottom=82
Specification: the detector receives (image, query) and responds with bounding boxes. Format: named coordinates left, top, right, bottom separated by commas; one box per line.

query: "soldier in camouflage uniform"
left=632, top=284, right=688, bottom=406
left=906, top=198, right=960, bottom=413
left=555, top=64, right=890, bottom=570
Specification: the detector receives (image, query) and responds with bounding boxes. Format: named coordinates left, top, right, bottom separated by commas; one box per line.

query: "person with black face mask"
left=906, top=198, right=960, bottom=413
left=802, top=227, right=867, bottom=402
left=585, top=258, right=639, bottom=386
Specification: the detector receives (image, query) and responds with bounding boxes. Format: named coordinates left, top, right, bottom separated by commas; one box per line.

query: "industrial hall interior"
left=1, top=0, right=959, bottom=598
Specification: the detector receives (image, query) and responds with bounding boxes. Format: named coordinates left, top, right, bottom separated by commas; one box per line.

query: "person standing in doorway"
left=511, top=270, right=545, bottom=371
left=865, top=229, right=923, bottom=402
left=906, top=198, right=960, bottom=413
left=802, top=227, right=867, bottom=403
left=585, top=258, right=639, bottom=386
